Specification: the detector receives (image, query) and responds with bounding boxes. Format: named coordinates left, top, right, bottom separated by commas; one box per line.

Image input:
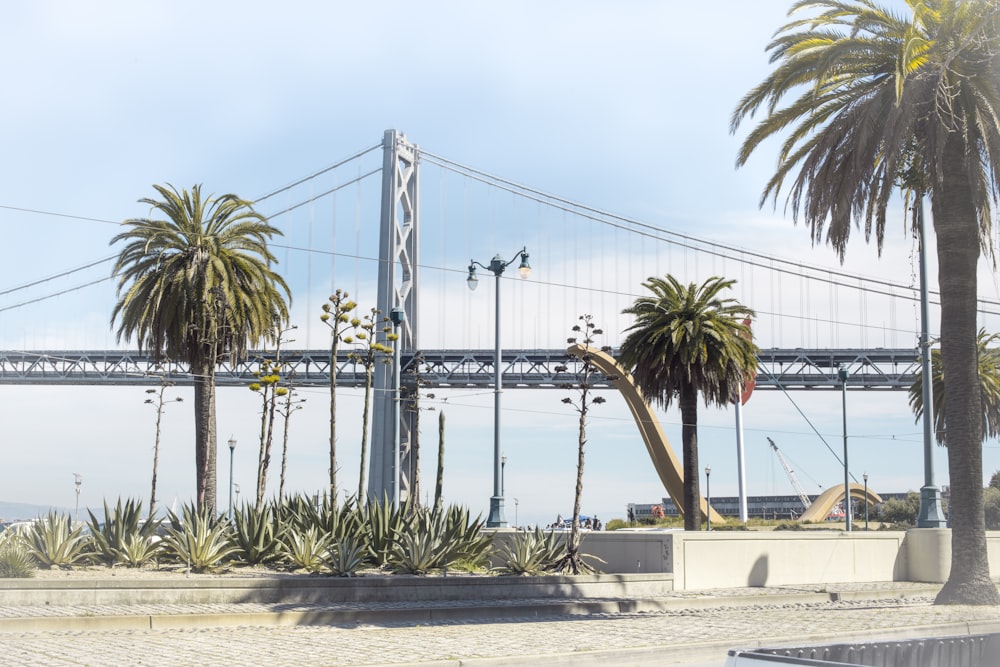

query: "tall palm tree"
left=909, top=330, right=1000, bottom=444
left=111, top=184, right=290, bottom=513
left=731, top=0, right=1000, bottom=604
left=618, top=276, right=757, bottom=531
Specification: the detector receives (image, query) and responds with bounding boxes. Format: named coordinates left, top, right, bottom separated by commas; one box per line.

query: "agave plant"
left=324, top=536, right=367, bottom=576
left=0, top=541, right=36, bottom=578
left=493, top=527, right=567, bottom=576
left=364, top=495, right=409, bottom=567
left=23, top=511, right=90, bottom=569
left=389, top=509, right=449, bottom=575
left=552, top=531, right=604, bottom=575
left=319, top=494, right=366, bottom=543
left=442, top=505, right=492, bottom=571
left=231, top=501, right=284, bottom=565
left=87, top=498, right=163, bottom=567
left=162, top=504, right=237, bottom=573
left=388, top=505, right=490, bottom=575
left=282, top=492, right=367, bottom=545
left=278, top=493, right=322, bottom=535
left=282, top=525, right=331, bottom=573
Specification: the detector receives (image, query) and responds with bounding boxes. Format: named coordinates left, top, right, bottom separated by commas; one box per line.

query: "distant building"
left=628, top=491, right=917, bottom=522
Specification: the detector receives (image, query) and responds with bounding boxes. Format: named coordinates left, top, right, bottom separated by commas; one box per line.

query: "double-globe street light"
left=228, top=436, right=236, bottom=521
left=467, top=247, right=531, bottom=528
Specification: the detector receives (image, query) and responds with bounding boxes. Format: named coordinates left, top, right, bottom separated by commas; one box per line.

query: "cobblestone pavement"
left=3, top=585, right=1000, bottom=666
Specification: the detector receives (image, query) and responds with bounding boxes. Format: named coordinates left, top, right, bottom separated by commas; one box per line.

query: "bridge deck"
left=0, top=348, right=919, bottom=390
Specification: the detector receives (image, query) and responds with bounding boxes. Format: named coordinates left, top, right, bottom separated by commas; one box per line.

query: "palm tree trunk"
left=680, top=381, right=701, bottom=531
left=933, top=135, right=999, bottom=605
left=434, top=411, right=445, bottom=511
left=192, top=359, right=217, bottom=513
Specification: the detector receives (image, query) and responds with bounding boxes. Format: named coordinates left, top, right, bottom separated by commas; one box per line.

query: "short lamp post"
left=73, top=473, right=82, bottom=524
left=467, top=247, right=531, bottom=528
left=228, top=437, right=236, bottom=521
left=514, top=497, right=519, bottom=528
left=705, top=466, right=712, bottom=531
left=863, top=471, right=869, bottom=531
left=234, top=483, right=241, bottom=508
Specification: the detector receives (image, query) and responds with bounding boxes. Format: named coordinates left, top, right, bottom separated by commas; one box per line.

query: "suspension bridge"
left=2, top=129, right=998, bottom=522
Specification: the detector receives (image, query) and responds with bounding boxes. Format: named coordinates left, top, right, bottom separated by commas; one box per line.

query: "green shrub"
left=984, top=487, right=1000, bottom=530
left=24, top=512, right=90, bottom=569
left=605, top=519, right=628, bottom=531
left=879, top=492, right=920, bottom=526
left=774, top=521, right=805, bottom=531
left=710, top=523, right=748, bottom=531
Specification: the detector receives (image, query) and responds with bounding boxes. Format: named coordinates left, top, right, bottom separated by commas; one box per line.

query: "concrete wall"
left=574, top=529, right=1000, bottom=590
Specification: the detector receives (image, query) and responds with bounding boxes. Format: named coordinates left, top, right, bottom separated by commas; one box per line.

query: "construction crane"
left=767, top=437, right=812, bottom=513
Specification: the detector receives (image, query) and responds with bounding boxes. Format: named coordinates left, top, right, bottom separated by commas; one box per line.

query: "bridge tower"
left=369, top=130, right=419, bottom=504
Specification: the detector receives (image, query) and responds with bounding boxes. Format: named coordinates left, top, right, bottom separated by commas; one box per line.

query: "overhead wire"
left=6, top=141, right=1000, bottom=326
left=418, top=150, right=1000, bottom=316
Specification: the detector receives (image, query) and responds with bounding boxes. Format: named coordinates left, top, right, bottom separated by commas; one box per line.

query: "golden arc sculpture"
left=798, top=483, right=883, bottom=523
left=567, top=344, right=724, bottom=525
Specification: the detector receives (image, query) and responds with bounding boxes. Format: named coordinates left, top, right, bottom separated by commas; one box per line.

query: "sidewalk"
left=1, top=581, right=1000, bottom=666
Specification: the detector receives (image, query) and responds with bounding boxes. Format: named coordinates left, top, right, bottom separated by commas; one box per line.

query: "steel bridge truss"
left=0, top=347, right=920, bottom=390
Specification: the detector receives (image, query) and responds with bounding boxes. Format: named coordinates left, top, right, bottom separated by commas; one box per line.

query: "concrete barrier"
left=0, top=572, right=676, bottom=607
left=566, top=528, right=1000, bottom=589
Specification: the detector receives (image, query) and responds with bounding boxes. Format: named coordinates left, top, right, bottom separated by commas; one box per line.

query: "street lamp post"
left=467, top=247, right=531, bottom=528
left=514, top=497, right=519, bottom=528
left=73, top=473, right=82, bottom=524
left=228, top=437, right=236, bottom=521
left=915, top=196, right=947, bottom=527
left=389, top=307, right=406, bottom=511
left=705, top=466, right=712, bottom=531
left=863, top=471, right=869, bottom=531
left=839, top=366, right=852, bottom=532
left=501, top=454, right=507, bottom=498
left=234, top=483, right=240, bottom=508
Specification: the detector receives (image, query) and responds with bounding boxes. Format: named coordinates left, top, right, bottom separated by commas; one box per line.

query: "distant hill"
left=0, top=501, right=73, bottom=522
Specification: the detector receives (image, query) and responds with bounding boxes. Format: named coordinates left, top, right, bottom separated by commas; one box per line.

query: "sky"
left=3, top=1, right=1000, bottom=529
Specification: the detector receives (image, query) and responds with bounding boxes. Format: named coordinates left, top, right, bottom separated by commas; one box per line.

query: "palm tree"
left=111, top=184, right=290, bottom=513
left=731, top=0, right=1000, bottom=604
left=909, top=330, right=1000, bottom=444
left=618, top=276, right=757, bottom=531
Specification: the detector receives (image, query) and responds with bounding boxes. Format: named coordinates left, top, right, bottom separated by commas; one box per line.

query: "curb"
left=0, top=585, right=944, bottom=634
